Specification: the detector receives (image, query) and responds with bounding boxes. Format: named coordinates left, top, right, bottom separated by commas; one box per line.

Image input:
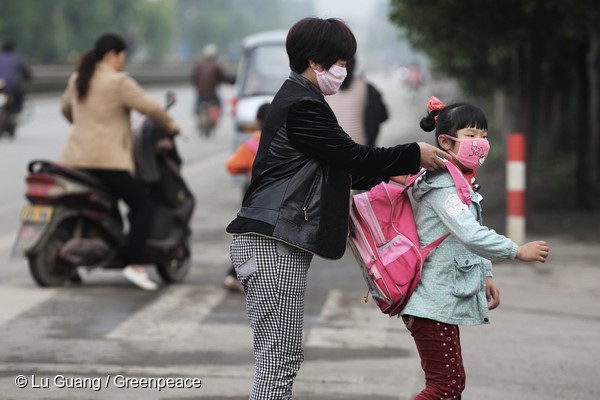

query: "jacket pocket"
left=301, top=170, right=321, bottom=222
left=451, top=254, right=483, bottom=297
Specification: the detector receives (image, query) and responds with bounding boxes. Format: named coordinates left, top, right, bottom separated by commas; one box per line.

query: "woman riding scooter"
left=60, top=33, right=180, bottom=290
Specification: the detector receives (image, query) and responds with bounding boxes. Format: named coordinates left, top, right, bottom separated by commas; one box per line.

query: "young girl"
left=401, top=96, right=549, bottom=399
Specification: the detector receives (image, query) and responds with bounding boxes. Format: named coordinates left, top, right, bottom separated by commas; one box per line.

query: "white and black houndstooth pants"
left=230, top=234, right=313, bottom=400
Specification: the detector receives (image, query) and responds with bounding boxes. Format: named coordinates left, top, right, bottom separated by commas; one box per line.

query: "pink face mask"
left=314, top=64, right=347, bottom=96
left=441, top=135, right=490, bottom=170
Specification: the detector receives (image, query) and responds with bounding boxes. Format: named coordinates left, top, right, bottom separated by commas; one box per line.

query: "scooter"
left=196, top=97, right=220, bottom=137
left=12, top=91, right=195, bottom=287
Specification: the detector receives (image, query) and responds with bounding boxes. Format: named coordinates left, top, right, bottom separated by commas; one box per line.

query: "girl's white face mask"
left=314, top=64, right=347, bottom=96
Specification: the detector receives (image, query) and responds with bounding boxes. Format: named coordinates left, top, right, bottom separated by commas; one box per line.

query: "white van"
left=230, top=30, right=289, bottom=149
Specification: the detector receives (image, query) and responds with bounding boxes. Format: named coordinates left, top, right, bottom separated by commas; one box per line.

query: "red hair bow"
left=427, top=96, right=445, bottom=121
left=427, top=96, right=445, bottom=111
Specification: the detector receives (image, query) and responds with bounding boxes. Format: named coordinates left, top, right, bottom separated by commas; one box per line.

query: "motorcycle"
left=12, top=91, right=195, bottom=287
left=196, top=97, right=220, bottom=137
left=0, top=79, right=19, bottom=138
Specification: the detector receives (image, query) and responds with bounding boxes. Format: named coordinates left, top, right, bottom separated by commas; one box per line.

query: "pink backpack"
left=348, top=162, right=471, bottom=317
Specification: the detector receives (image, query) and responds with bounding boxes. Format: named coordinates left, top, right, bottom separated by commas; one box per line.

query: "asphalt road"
left=0, top=76, right=598, bottom=400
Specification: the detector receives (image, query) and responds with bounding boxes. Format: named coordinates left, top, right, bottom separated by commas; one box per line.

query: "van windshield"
left=241, top=44, right=290, bottom=96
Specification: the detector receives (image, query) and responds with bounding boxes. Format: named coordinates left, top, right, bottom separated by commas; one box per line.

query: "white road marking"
left=0, top=286, right=58, bottom=326
left=304, top=289, right=404, bottom=349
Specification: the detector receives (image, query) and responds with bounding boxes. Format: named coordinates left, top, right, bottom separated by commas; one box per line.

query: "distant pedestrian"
left=325, top=56, right=388, bottom=146
left=225, top=102, right=271, bottom=179
left=405, top=62, right=423, bottom=91
left=226, top=17, right=450, bottom=399
left=400, top=96, right=550, bottom=399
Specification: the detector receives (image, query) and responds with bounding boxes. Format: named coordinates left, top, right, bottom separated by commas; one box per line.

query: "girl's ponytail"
left=419, top=111, right=438, bottom=132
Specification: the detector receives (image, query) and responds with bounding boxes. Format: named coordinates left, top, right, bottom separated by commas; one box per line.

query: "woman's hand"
left=417, top=142, right=450, bottom=171
left=486, top=277, right=500, bottom=310
left=155, top=137, right=174, bottom=152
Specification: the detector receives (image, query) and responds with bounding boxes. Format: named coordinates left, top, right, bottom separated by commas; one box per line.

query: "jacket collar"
left=288, top=71, right=323, bottom=97
left=97, top=61, right=116, bottom=72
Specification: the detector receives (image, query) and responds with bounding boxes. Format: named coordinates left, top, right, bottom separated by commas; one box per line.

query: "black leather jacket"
left=226, top=72, right=420, bottom=259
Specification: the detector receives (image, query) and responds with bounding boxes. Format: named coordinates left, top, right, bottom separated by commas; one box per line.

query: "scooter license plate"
left=20, top=205, right=54, bottom=223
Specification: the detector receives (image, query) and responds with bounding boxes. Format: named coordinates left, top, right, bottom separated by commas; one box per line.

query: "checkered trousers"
left=230, top=234, right=313, bottom=400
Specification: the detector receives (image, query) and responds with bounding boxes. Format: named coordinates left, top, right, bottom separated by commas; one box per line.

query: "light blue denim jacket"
left=401, top=170, right=518, bottom=326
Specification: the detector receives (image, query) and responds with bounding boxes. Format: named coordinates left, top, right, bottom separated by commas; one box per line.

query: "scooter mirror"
left=165, top=91, right=176, bottom=109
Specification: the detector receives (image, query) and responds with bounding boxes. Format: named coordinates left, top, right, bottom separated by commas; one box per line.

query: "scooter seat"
left=28, top=160, right=111, bottom=193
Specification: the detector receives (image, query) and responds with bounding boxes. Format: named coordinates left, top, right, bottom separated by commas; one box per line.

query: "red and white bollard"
left=506, top=133, right=526, bottom=244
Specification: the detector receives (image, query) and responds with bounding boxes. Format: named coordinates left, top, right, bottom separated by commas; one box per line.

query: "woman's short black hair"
left=286, top=17, right=357, bottom=73
left=420, top=102, right=488, bottom=146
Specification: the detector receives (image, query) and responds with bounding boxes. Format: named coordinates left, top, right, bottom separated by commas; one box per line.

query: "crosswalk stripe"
left=0, top=286, right=58, bottom=326
left=0, top=283, right=407, bottom=351
left=107, top=285, right=228, bottom=340
left=304, top=289, right=404, bottom=349
left=0, top=231, right=16, bottom=253
left=0, top=279, right=412, bottom=355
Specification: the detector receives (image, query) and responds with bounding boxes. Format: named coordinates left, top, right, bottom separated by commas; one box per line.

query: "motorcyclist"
left=0, top=40, right=32, bottom=114
left=59, top=33, right=180, bottom=290
left=191, top=43, right=228, bottom=116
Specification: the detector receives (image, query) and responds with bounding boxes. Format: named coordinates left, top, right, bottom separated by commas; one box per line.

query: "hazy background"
left=0, top=0, right=598, bottom=219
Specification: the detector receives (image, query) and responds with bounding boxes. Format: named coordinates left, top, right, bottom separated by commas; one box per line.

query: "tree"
left=0, top=0, right=175, bottom=63
left=389, top=0, right=600, bottom=209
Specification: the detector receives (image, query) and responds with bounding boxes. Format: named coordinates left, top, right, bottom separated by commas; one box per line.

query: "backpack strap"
left=403, top=168, right=427, bottom=188
left=403, top=163, right=471, bottom=206
left=444, top=161, right=472, bottom=205
left=405, top=162, right=471, bottom=258
left=421, top=232, right=451, bottom=257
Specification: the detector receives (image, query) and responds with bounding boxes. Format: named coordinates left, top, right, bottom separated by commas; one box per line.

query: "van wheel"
left=28, top=223, right=73, bottom=287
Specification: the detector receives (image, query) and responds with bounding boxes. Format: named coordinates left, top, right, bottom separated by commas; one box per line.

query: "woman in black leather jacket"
left=227, top=17, right=450, bottom=400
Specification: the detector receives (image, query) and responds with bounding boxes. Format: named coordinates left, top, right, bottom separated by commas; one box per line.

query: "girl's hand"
left=516, top=241, right=549, bottom=262
left=486, top=277, right=500, bottom=310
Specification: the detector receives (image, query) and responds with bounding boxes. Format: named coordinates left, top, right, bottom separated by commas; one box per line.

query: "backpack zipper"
left=357, top=194, right=386, bottom=246
left=349, top=207, right=376, bottom=262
